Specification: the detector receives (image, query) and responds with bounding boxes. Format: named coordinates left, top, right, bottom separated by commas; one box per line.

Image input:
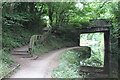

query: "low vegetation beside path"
left=30, top=36, right=76, bottom=56
left=52, top=49, right=81, bottom=78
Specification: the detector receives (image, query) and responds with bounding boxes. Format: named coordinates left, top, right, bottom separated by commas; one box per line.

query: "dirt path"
left=10, top=46, right=79, bottom=78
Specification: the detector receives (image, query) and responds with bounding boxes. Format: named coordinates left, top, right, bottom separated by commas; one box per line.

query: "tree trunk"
left=48, top=8, right=53, bottom=26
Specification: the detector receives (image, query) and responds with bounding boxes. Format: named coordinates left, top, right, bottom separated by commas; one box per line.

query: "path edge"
left=0, top=63, right=20, bottom=80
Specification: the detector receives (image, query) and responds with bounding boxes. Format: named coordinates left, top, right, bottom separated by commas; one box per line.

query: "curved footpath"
left=10, top=46, right=79, bottom=78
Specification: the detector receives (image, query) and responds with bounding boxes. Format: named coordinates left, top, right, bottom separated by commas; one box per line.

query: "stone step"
left=11, top=51, right=28, bottom=55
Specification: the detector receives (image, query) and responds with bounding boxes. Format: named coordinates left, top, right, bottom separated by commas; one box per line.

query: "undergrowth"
left=2, top=27, right=32, bottom=52
left=31, top=35, right=76, bottom=55
left=0, top=61, right=12, bottom=78
left=51, top=47, right=107, bottom=78
left=0, top=50, right=14, bottom=66
left=52, top=50, right=81, bottom=78
left=0, top=50, right=14, bottom=78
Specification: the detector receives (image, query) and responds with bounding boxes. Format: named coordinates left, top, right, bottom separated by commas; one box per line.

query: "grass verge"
left=52, top=50, right=81, bottom=78
left=0, top=50, right=15, bottom=78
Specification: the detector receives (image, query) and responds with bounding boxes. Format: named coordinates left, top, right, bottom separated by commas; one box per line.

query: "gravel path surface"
left=10, top=46, right=78, bottom=78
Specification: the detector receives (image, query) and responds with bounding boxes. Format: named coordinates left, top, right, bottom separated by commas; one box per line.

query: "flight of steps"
left=10, top=46, right=32, bottom=58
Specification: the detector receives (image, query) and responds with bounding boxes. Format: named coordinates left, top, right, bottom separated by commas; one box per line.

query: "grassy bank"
left=0, top=49, right=14, bottom=78
left=52, top=49, right=81, bottom=78
left=31, top=35, right=77, bottom=56
left=2, top=27, right=32, bottom=52
left=51, top=47, right=106, bottom=78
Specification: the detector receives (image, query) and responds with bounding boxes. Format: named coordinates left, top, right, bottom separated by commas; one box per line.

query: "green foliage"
left=110, top=2, right=120, bottom=77
left=31, top=35, right=76, bottom=55
left=80, top=56, right=103, bottom=67
left=46, top=36, right=75, bottom=49
left=1, top=3, right=34, bottom=78
left=72, top=47, right=91, bottom=60
left=2, top=13, right=32, bottom=28
left=0, top=50, right=14, bottom=66
left=2, top=27, right=32, bottom=52
left=111, top=2, right=120, bottom=39
left=31, top=45, right=49, bottom=55
left=1, top=2, right=120, bottom=78
left=80, top=33, right=104, bottom=67
left=52, top=50, right=81, bottom=78
left=0, top=62, right=11, bottom=78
